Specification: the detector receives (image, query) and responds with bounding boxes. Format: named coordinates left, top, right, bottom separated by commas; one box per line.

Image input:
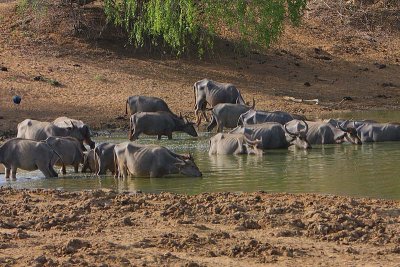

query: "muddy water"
left=1, top=132, right=400, bottom=199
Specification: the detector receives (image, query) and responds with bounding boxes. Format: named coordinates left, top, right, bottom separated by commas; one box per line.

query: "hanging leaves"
left=103, top=0, right=307, bottom=56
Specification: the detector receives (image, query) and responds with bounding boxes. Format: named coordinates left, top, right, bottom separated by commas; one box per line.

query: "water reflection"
left=1, top=132, right=400, bottom=199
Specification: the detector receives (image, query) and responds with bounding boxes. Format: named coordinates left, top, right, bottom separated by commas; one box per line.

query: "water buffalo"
left=114, top=142, right=202, bottom=178
left=94, top=143, right=116, bottom=175
left=17, top=119, right=87, bottom=150
left=45, top=136, right=83, bottom=174
left=82, top=149, right=98, bottom=173
left=125, top=95, right=172, bottom=116
left=286, top=120, right=362, bottom=145
left=129, top=112, right=197, bottom=140
left=194, top=78, right=246, bottom=125
left=230, top=121, right=311, bottom=149
left=355, top=123, right=400, bottom=142
left=0, top=138, right=60, bottom=179
left=53, top=117, right=95, bottom=149
left=207, top=99, right=255, bottom=132
left=208, top=133, right=263, bottom=155
left=238, top=109, right=306, bottom=126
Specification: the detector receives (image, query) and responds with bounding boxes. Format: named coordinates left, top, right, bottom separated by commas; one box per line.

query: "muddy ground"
left=0, top=188, right=400, bottom=266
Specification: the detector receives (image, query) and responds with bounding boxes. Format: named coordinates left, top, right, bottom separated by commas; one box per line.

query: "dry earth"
left=1, top=188, right=400, bottom=266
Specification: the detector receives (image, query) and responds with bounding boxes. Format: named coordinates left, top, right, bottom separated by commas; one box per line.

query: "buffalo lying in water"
left=238, top=109, right=306, bottom=126
left=114, top=142, right=202, bottom=178
left=230, top=120, right=311, bottom=150
left=208, top=133, right=263, bottom=155
left=285, top=120, right=362, bottom=145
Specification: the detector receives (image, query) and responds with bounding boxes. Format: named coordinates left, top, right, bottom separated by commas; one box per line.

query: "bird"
left=12, top=95, right=21, bottom=104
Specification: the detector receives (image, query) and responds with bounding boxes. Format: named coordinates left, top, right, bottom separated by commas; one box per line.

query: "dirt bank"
left=1, top=1, right=400, bottom=136
left=0, top=188, right=399, bottom=266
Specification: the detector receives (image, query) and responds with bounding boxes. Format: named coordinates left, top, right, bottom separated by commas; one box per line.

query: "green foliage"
left=104, top=0, right=307, bottom=56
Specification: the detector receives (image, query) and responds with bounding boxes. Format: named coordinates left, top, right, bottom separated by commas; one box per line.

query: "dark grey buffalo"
left=193, top=78, right=246, bottom=125
left=208, top=133, right=263, bottom=155
left=94, top=143, right=116, bottom=175
left=53, top=117, right=95, bottom=149
left=355, top=123, right=400, bottom=142
left=45, top=136, right=83, bottom=174
left=129, top=112, right=198, bottom=140
left=285, top=120, right=362, bottom=145
left=17, top=119, right=87, bottom=150
left=0, top=138, right=60, bottom=179
left=82, top=149, right=97, bottom=173
left=238, top=109, right=306, bottom=126
left=230, top=121, right=311, bottom=150
left=207, top=99, right=255, bottom=132
left=82, top=143, right=116, bottom=175
left=125, top=95, right=172, bottom=116
left=114, top=142, right=202, bottom=178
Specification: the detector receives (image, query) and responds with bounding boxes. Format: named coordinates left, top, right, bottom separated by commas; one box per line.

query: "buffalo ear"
left=179, top=112, right=183, bottom=119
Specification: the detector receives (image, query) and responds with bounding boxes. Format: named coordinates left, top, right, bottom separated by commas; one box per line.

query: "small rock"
left=1, top=66, right=7, bottom=71
left=374, top=63, right=386, bottom=69
left=382, top=82, right=396, bottom=87
left=123, top=217, right=133, bottom=226
left=342, top=96, right=353, bottom=101
left=375, top=94, right=391, bottom=99
left=33, top=75, right=43, bottom=81
left=304, top=82, right=311, bottom=87
left=34, top=255, right=47, bottom=266
left=64, top=239, right=91, bottom=254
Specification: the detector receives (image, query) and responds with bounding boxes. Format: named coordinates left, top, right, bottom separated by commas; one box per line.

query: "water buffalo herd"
left=1, top=78, right=400, bottom=179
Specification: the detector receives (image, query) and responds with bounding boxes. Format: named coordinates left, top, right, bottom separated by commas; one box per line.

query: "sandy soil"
left=1, top=1, right=400, bottom=136
left=0, top=188, right=399, bottom=266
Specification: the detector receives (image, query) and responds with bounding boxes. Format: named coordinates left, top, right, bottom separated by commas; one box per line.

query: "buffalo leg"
left=157, top=135, right=162, bottom=140
left=11, top=167, right=17, bottom=179
left=207, top=115, right=217, bottom=132
left=167, top=133, right=172, bottom=140
left=217, top=123, right=224, bottom=133
left=61, top=165, right=67, bottom=175
left=73, top=163, right=79, bottom=173
left=5, top=167, right=10, bottom=179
